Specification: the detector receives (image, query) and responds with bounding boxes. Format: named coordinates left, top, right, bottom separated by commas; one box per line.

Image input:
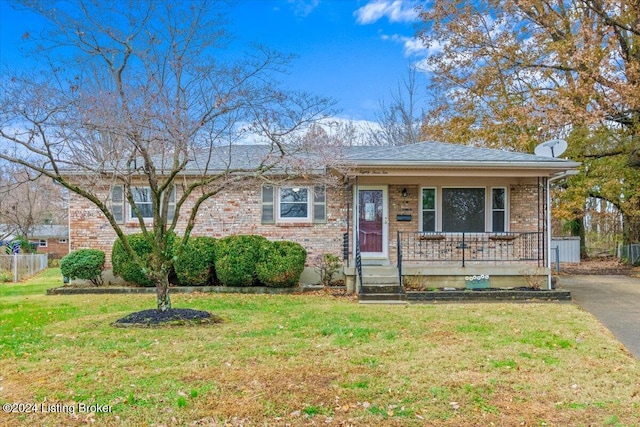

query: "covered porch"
left=342, top=180, right=551, bottom=293
left=337, top=142, right=579, bottom=295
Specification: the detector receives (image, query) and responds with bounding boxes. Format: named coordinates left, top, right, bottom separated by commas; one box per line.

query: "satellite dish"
left=534, top=139, right=567, bottom=158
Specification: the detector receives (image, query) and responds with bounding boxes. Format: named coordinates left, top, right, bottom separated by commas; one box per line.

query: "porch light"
left=401, top=188, right=408, bottom=198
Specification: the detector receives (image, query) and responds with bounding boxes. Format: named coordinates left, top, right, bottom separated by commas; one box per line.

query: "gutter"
left=343, top=160, right=581, bottom=169
left=546, top=169, right=580, bottom=290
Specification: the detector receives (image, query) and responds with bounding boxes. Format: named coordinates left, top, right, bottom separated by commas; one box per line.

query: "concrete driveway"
left=560, top=275, right=640, bottom=359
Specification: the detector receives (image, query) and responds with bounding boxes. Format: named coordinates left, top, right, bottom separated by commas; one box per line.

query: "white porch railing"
left=0, top=254, right=48, bottom=282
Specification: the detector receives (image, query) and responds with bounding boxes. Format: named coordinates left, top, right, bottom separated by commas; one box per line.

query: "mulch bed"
left=113, top=308, right=223, bottom=328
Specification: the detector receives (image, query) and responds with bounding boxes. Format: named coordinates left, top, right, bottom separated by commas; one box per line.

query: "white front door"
left=356, top=186, right=389, bottom=259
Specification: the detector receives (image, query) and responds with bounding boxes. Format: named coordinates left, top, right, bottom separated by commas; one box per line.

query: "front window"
left=130, top=187, right=153, bottom=219
left=421, top=188, right=436, bottom=232
left=262, top=185, right=325, bottom=224
left=39, top=239, right=48, bottom=248
left=278, top=187, right=310, bottom=220
left=442, top=188, right=485, bottom=232
left=492, top=188, right=506, bottom=232
left=129, top=186, right=175, bottom=221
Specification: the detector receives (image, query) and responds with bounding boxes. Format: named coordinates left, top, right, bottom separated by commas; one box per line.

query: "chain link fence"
left=618, top=244, right=640, bottom=266
left=0, top=254, right=49, bottom=282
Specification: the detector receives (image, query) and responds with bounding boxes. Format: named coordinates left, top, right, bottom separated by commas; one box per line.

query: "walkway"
left=560, top=275, right=640, bottom=360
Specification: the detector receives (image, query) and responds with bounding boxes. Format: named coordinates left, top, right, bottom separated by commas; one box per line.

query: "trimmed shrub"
left=256, top=241, right=307, bottom=287
left=112, top=232, right=175, bottom=287
left=214, top=235, right=268, bottom=287
left=174, top=236, right=217, bottom=286
left=60, top=249, right=105, bottom=286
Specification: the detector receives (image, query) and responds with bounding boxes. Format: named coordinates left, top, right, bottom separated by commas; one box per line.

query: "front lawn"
left=1, top=269, right=639, bottom=426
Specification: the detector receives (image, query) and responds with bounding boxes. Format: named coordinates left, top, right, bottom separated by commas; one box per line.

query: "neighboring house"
left=28, top=225, right=70, bottom=259
left=67, top=142, right=579, bottom=291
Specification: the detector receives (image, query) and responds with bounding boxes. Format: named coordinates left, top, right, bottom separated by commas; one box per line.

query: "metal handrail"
left=355, top=236, right=363, bottom=294
left=397, top=231, right=544, bottom=266
left=397, top=229, right=403, bottom=292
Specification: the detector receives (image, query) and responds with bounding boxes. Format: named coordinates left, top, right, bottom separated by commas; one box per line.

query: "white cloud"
left=354, top=0, right=419, bottom=24
left=379, top=33, right=434, bottom=58
left=288, top=0, right=320, bottom=17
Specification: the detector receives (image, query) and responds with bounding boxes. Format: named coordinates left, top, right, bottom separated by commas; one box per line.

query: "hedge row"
left=111, top=234, right=307, bottom=288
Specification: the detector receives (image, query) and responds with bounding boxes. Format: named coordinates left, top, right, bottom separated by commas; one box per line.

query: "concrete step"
left=362, top=284, right=403, bottom=294
left=361, top=266, right=399, bottom=275
left=360, top=266, right=400, bottom=285
left=361, top=275, right=400, bottom=285
left=359, top=293, right=407, bottom=302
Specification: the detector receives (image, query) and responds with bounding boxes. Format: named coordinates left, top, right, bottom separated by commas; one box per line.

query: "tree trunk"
left=577, top=217, right=587, bottom=259
left=155, top=274, right=172, bottom=311
left=566, top=217, right=588, bottom=259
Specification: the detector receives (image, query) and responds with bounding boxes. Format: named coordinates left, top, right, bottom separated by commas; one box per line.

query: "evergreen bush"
left=174, top=236, right=217, bottom=286
left=60, top=249, right=105, bottom=286
left=111, top=232, right=175, bottom=287
left=214, top=235, right=268, bottom=287
left=256, top=240, right=307, bottom=287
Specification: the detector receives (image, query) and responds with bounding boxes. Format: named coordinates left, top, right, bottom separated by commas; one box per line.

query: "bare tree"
left=0, top=0, right=336, bottom=310
left=0, top=163, right=68, bottom=239
left=367, top=67, right=424, bottom=146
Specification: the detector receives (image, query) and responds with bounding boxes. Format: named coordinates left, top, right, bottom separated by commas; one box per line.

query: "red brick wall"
left=388, top=184, right=419, bottom=263
left=69, top=181, right=348, bottom=268
left=37, top=239, right=69, bottom=259
left=68, top=178, right=545, bottom=268
left=509, top=183, right=545, bottom=232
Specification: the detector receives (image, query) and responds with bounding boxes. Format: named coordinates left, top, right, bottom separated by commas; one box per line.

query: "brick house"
left=67, top=142, right=578, bottom=292
left=28, top=225, right=70, bottom=259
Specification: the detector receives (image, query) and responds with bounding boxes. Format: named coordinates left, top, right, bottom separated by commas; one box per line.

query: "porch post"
left=345, top=180, right=350, bottom=267
left=545, top=171, right=579, bottom=289
left=546, top=176, right=552, bottom=290
left=354, top=176, right=363, bottom=294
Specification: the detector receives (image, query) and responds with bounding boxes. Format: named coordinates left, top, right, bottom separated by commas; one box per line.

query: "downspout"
left=546, top=170, right=579, bottom=289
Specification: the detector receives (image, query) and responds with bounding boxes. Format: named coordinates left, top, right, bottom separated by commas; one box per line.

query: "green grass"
left=1, top=269, right=639, bottom=426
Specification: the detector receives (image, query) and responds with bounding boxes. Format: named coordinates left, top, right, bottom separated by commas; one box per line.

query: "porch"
left=343, top=231, right=549, bottom=294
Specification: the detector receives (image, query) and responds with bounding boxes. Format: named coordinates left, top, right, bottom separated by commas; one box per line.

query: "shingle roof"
left=344, top=141, right=574, bottom=165
left=69, top=141, right=578, bottom=175
left=29, top=225, right=69, bottom=239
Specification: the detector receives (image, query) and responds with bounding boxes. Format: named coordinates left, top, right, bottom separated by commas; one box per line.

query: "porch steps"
left=358, top=266, right=407, bottom=304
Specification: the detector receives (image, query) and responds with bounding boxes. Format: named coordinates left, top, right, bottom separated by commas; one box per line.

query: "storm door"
left=356, top=186, right=388, bottom=259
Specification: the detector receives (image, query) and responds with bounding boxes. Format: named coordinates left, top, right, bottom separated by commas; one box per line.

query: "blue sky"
left=0, top=0, right=429, bottom=122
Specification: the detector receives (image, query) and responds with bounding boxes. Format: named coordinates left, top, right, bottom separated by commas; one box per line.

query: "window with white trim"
left=111, top=184, right=124, bottom=223
left=491, top=187, right=506, bottom=232
left=39, top=239, right=48, bottom=248
left=261, top=185, right=275, bottom=224
left=313, top=185, right=326, bottom=223
left=129, top=186, right=175, bottom=221
left=130, top=187, right=154, bottom=219
left=58, top=238, right=68, bottom=244
left=278, top=187, right=310, bottom=220
left=261, top=185, right=326, bottom=224
left=110, top=185, right=175, bottom=222
left=421, top=188, right=436, bottom=232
